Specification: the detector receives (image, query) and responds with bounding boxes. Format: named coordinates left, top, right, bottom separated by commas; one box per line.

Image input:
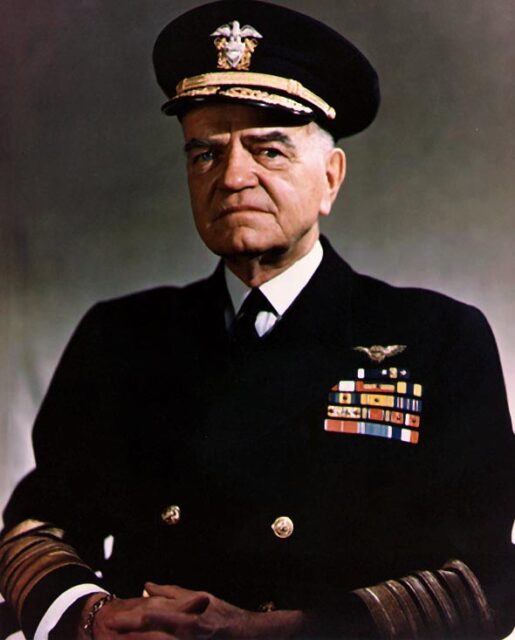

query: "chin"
left=206, top=228, right=285, bottom=259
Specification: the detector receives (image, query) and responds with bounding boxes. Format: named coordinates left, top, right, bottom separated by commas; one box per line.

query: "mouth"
left=216, top=205, right=269, bottom=219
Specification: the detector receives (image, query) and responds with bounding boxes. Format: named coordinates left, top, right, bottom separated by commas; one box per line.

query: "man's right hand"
left=78, top=591, right=211, bottom=640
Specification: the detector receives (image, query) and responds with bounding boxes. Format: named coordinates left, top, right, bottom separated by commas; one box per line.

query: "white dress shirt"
left=224, top=239, right=323, bottom=336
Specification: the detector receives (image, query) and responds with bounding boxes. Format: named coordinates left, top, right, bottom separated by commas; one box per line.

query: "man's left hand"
left=144, top=583, right=307, bottom=639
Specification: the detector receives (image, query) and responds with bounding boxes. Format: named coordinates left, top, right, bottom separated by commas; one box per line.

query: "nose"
left=218, top=144, right=258, bottom=191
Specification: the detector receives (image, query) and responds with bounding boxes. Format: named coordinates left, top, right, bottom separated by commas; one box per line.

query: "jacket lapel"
left=183, top=239, right=364, bottom=499
left=268, top=236, right=355, bottom=351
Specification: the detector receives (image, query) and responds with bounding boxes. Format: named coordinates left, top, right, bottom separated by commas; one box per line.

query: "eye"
left=259, top=148, right=284, bottom=159
left=192, top=149, right=215, bottom=164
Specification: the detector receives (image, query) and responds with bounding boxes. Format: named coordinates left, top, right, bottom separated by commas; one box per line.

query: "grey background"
left=1, top=1, right=514, bottom=527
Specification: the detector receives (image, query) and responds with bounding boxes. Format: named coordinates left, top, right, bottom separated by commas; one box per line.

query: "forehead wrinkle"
left=243, top=131, right=296, bottom=149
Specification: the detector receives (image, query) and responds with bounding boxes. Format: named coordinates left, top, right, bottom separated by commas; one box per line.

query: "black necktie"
left=230, top=288, right=275, bottom=346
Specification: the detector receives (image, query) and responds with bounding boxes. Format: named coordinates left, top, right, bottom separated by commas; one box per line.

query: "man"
left=1, top=1, right=514, bottom=639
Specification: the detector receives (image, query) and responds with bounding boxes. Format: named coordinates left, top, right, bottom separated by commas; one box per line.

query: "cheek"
left=299, top=167, right=328, bottom=208
left=188, top=179, right=209, bottom=216
left=275, top=175, right=325, bottom=218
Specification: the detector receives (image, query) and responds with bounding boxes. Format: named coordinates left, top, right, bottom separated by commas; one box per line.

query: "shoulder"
left=82, top=276, right=215, bottom=327
left=323, top=236, right=489, bottom=337
left=354, top=270, right=487, bottom=326
left=349, top=269, right=497, bottom=367
left=94, top=276, right=212, bottom=312
left=65, top=275, right=219, bottom=354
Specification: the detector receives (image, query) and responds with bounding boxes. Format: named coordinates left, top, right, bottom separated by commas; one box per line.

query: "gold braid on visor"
left=173, top=72, right=336, bottom=120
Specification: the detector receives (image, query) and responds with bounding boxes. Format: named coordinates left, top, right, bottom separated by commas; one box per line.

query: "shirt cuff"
left=34, top=584, right=108, bottom=640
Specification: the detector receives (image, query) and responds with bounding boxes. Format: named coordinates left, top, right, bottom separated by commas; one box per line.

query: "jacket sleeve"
left=340, top=306, right=515, bottom=639
left=0, top=303, right=121, bottom=638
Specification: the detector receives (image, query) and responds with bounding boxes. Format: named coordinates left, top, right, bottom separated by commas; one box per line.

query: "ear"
left=320, top=148, right=346, bottom=217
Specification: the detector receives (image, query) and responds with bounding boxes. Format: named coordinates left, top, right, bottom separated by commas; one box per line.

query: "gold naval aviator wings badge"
left=353, top=345, right=407, bottom=364
left=211, top=20, right=262, bottom=70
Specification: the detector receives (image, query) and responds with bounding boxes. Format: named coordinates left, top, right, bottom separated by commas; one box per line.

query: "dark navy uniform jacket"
left=3, top=238, right=514, bottom=636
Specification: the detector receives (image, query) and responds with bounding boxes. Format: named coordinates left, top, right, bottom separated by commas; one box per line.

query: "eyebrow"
left=184, top=138, right=218, bottom=153
left=183, top=131, right=296, bottom=154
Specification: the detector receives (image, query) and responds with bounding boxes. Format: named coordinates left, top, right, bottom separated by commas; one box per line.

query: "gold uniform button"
left=161, top=505, right=181, bottom=526
left=271, top=516, right=294, bottom=539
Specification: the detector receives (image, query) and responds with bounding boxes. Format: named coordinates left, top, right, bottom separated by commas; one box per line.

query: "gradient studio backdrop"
left=2, top=1, right=514, bottom=526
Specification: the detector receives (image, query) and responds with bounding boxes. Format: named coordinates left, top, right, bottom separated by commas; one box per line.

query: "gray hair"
left=311, top=122, right=336, bottom=152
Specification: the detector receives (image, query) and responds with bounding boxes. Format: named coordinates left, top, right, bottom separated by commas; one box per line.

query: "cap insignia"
left=353, top=345, right=407, bottom=364
left=211, top=20, right=262, bottom=71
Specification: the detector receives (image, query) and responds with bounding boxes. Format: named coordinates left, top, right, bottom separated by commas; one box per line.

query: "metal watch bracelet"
left=83, top=593, right=117, bottom=638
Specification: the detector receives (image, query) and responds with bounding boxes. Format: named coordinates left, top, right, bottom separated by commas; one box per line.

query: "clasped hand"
left=89, top=583, right=305, bottom=639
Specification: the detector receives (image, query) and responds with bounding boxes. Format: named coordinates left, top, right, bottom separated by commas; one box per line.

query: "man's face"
left=181, top=104, right=345, bottom=264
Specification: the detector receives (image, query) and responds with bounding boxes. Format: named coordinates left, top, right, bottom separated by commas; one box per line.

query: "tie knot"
left=231, top=288, right=275, bottom=345
left=237, top=288, right=274, bottom=320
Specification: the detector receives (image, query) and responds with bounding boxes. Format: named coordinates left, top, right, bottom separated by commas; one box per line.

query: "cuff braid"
left=352, top=559, right=494, bottom=639
left=0, top=520, right=92, bottom=623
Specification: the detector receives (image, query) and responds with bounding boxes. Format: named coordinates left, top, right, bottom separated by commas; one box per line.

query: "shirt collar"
left=224, top=239, right=323, bottom=316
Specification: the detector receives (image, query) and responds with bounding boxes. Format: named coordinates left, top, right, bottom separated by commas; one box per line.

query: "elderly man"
left=1, top=1, right=514, bottom=639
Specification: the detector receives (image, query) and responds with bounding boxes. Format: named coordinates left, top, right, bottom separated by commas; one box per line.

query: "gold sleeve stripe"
left=15, top=556, right=90, bottom=621
left=175, top=71, right=336, bottom=120
left=356, top=586, right=400, bottom=638
left=436, top=569, right=477, bottom=632
left=443, top=559, right=494, bottom=633
left=416, top=569, right=462, bottom=631
left=0, top=521, right=92, bottom=623
left=0, top=519, right=49, bottom=539
left=371, top=582, right=416, bottom=637
left=384, top=580, right=424, bottom=637
left=353, top=559, right=494, bottom=638
left=398, top=574, right=446, bottom=636
left=9, top=545, right=86, bottom=609
left=7, top=544, right=89, bottom=620
left=0, top=525, right=66, bottom=597
left=1, top=539, right=60, bottom=596
left=0, top=537, right=49, bottom=574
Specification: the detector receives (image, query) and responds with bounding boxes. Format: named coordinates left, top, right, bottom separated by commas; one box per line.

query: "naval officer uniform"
left=1, top=237, right=514, bottom=638
left=1, top=1, right=514, bottom=637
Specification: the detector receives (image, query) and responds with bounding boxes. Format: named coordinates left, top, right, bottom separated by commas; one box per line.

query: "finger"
left=144, top=583, right=197, bottom=599
left=124, top=633, right=181, bottom=640
left=109, top=609, right=202, bottom=633
left=145, top=593, right=210, bottom=615
left=143, top=610, right=210, bottom=633
left=143, top=586, right=210, bottom=614
left=177, top=594, right=210, bottom=614
left=144, top=617, right=214, bottom=640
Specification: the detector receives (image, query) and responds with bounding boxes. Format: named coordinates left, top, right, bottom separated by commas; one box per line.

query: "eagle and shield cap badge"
left=152, top=0, right=380, bottom=139
left=211, top=20, right=262, bottom=71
